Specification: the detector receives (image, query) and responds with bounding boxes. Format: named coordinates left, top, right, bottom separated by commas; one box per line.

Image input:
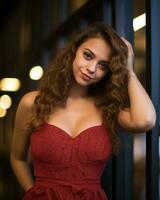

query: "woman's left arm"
left=117, top=39, right=156, bottom=133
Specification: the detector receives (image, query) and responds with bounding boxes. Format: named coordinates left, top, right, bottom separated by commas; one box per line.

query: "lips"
left=81, top=72, right=93, bottom=80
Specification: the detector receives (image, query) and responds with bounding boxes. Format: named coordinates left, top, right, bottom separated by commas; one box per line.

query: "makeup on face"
left=83, top=48, right=110, bottom=71
left=72, top=37, right=111, bottom=85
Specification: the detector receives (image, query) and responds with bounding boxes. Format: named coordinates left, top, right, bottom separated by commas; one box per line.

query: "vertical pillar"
left=146, top=0, right=160, bottom=199
left=112, top=0, right=134, bottom=199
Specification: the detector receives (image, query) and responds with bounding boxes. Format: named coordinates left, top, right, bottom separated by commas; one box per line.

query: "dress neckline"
left=44, top=122, right=104, bottom=140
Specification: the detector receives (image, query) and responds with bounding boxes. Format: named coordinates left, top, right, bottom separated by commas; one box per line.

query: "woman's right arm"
left=10, top=91, right=39, bottom=192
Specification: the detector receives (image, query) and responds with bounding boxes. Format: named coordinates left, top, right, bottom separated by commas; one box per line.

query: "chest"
left=47, top=98, right=103, bottom=138
left=31, top=124, right=111, bottom=166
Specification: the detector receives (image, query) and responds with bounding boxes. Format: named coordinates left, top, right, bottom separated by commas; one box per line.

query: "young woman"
left=10, top=22, right=156, bottom=200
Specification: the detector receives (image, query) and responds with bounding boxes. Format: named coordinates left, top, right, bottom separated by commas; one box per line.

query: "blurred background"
left=0, top=0, right=159, bottom=200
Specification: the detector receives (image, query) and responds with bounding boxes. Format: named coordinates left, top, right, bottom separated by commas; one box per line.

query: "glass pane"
left=133, top=0, right=146, bottom=199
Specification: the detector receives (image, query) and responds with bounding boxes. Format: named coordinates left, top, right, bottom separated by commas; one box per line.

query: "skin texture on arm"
left=10, top=91, right=39, bottom=191
left=117, top=39, right=156, bottom=133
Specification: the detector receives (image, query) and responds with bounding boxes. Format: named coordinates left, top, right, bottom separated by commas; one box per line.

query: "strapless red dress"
left=23, top=122, right=112, bottom=200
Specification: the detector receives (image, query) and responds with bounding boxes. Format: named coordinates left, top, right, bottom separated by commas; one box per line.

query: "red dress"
left=23, top=122, right=112, bottom=200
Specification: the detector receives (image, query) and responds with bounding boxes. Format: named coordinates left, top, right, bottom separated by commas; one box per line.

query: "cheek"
left=72, top=55, right=78, bottom=69
left=72, top=59, right=76, bottom=71
left=96, top=70, right=107, bottom=79
left=72, top=59, right=80, bottom=76
left=73, top=56, right=86, bottom=71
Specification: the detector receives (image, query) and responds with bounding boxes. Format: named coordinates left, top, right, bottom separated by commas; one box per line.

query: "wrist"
left=128, top=70, right=136, bottom=79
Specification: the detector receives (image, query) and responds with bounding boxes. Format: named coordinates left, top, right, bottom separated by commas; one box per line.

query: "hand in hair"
left=121, top=37, right=134, bottom=71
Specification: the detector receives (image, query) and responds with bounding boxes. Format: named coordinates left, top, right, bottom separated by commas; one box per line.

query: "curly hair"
left=30, top=22, right=130, bottom=155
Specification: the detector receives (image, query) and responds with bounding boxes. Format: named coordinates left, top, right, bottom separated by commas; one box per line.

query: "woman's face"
left=72, top=37, right=111, bottom=86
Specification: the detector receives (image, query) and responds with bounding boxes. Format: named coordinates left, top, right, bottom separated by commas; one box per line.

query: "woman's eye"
left=83, top=52, right=92, bottom=60
left=99, top=63, right=109, bottom=70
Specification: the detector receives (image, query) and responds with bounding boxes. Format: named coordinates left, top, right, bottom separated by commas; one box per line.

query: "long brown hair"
left=30, top=22, right=130, bottom=155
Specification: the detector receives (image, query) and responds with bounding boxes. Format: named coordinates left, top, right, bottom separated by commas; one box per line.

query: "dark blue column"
left=111, top=1, right=134, bottom=200
left=146, top=0, right=160, bottom=199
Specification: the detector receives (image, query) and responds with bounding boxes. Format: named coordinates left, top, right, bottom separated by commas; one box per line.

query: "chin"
left=74, top=77, right=90, bottom=86
left=77, top=80, right=90, bottom=86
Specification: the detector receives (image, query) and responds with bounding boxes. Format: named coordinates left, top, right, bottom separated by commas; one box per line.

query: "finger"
left=121, top=37, right=134, bottom=55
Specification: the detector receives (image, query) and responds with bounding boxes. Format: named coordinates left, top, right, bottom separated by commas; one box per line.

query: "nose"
left=86, top=62, right=97, bottom=74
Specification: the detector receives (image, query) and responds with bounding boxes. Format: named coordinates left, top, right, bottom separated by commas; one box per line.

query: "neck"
left=68, top=83, right=89, bottom=99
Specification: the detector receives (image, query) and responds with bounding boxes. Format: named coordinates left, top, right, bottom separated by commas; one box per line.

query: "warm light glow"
left=133, top=13, right=146, bottom=31
left=0, top=94, right=12, bottom=109
left=0, top=107, right=7, bottom=117
left=0, top=78, right=21, bottom=91
left=29, top=66, right=44, bottom=80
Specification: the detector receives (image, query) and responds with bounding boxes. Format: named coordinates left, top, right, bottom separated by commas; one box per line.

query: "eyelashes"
left=99, top=63, right=109, bottom=69
left=83, top=51, right=92, bottom=60
left=83, top=51, right=109, bottom=70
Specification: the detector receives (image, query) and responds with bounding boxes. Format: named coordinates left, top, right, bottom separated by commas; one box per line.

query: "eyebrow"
left=84, top=48, right=110, bottom=64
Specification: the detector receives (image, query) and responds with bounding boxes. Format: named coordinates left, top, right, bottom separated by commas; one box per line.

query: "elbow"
left=137, top=114, right=156, bottom=132
left=145, top=115, right=156, bottom=130
left=146, top=109, right=157, bottom=129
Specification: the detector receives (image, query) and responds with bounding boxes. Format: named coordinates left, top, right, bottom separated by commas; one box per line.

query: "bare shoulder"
left=11, top=91, right=40, bottom=160
left=19, top=90, right=39, bottom=109
left=14, top=91, right=39, bottom=131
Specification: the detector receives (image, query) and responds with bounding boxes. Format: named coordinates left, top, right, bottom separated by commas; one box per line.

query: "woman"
left=10, top=22, right=156, bottom=200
